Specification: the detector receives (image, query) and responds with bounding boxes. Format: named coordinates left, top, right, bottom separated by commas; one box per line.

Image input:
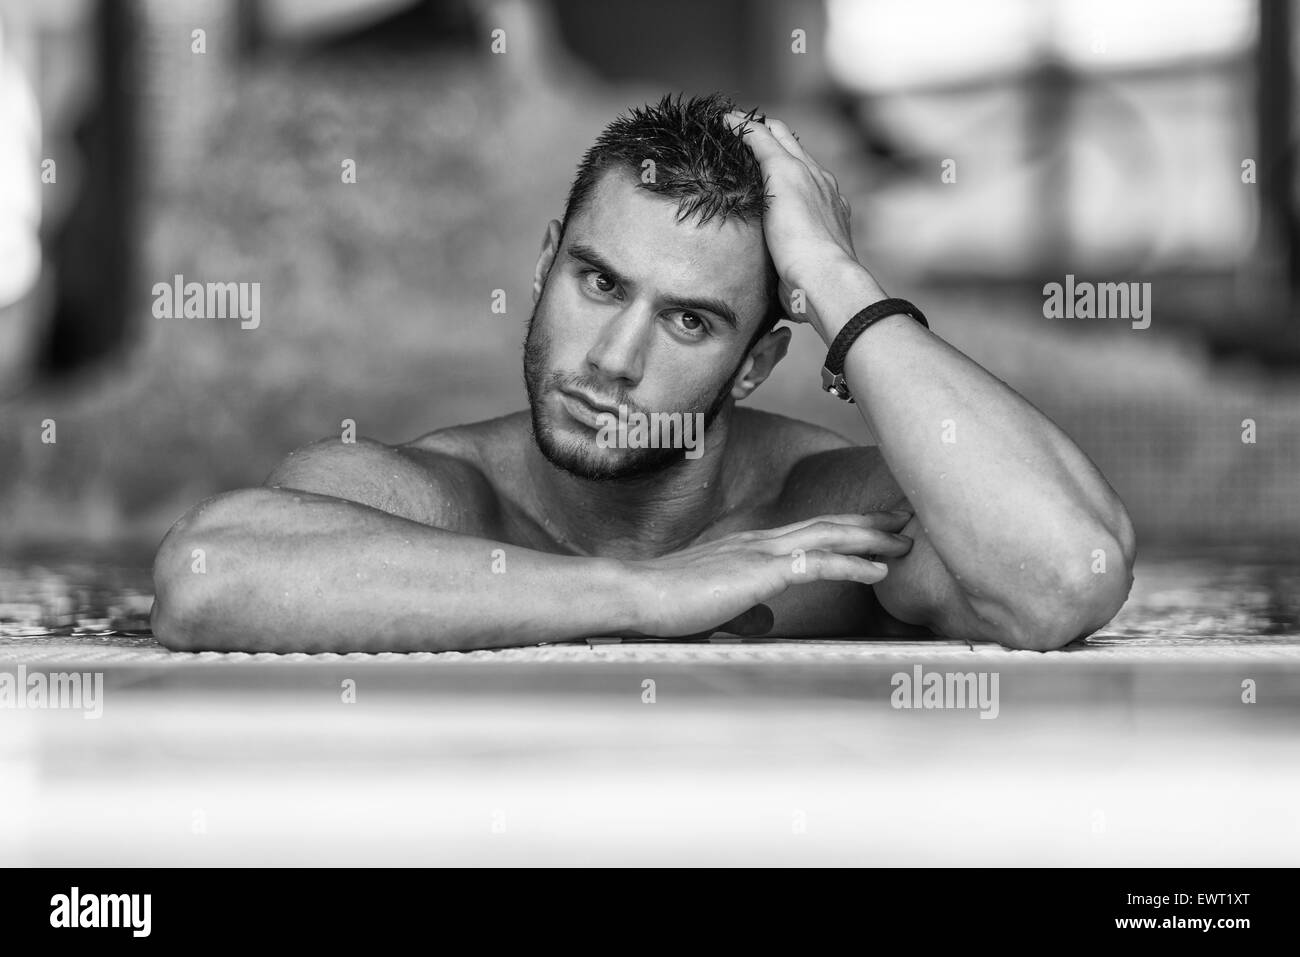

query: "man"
left=152, top=93, right=1135, bottom=653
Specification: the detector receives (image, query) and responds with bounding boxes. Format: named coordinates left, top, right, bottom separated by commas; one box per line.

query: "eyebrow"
left=565, top=242, right=741, bottom=330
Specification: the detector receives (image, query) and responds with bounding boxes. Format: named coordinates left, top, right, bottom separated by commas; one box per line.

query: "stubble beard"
left=521, top=300, right=738, bottom=482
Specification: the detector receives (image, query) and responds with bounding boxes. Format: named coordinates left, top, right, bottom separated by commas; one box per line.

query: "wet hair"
left=559, top=92, right=784, bottom=349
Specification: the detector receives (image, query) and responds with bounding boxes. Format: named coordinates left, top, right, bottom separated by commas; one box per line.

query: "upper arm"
left=262, top=436, right=501, bottom=534
left=779, top=445, right=991, bottom=642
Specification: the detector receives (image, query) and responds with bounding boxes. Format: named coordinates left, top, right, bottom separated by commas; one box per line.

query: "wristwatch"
left=821, top=297, right=929, bottom=403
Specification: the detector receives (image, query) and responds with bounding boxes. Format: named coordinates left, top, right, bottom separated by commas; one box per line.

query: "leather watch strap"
left=821, top=297, right=929, bottom=403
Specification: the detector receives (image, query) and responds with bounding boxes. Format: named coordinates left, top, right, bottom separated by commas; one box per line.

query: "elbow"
left=946, top=497, right=1138, bottom=652
left=151, top=512, right=215, bottom=651
left=150, top=597, right=198, bottom=652
left=1003, top=528, right=1137, bottom=652
left=150, top=488, right=276, bottom=650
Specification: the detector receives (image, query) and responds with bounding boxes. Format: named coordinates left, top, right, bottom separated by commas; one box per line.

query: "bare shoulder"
left=732, top=408, right=907, bottom=520
left=733, top=406, right=851, bottom=452
left=729, top=406, right=851, bottom=491
left=405, top=411, right=527, bottom=468
left=262, top=416, right=521, bottom=532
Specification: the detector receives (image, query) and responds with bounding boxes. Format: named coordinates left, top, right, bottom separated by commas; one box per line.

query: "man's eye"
left=670, top=311, right=708, bottom=337
left=583, top=271, right=617, bottom=295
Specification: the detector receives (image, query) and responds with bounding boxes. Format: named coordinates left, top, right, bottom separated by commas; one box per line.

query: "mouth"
left=557, top=388, right=621, bottom=430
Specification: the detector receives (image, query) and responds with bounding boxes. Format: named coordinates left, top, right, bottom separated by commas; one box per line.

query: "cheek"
left=539, top=284, right=600, bottom=352
left=640, top=352, right=733, bottom=410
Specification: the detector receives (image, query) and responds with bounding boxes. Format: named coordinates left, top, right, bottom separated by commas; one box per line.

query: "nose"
left=584, top=301, right=651, bottom=386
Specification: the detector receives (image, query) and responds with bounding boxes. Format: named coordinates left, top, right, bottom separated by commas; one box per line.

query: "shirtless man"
left=151, top=93, right=1136, bottom=653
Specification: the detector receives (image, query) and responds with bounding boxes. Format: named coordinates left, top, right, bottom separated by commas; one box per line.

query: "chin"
left=531, top=405, right=683, bottom=482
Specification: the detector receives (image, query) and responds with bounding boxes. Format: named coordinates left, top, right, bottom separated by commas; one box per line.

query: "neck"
left=523, top=405, right=742, bottom=560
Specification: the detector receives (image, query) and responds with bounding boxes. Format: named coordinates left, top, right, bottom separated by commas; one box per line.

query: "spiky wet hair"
left=560, top=92, right=784, bottom=344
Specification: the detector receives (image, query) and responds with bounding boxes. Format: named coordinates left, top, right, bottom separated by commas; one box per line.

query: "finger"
left=755, top=115, right=843, bottom=194
left=768, top=523, right=914, bottom=559
left=783, top=137, right=843, bottom=206
left=754, top=510, right=914, bottom=538
left=761, top=116, right=814, bottom=166
left=764, top=512, right=912, bottom=536
left=722, top=110, right=804, bottom=169
left=797, top=551, right=890, bottom=585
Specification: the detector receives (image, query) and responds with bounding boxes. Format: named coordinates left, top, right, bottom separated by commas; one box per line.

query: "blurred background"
left=1, top=0, right=1298, bottom=871
left=0, top=0, right=1297, bottom=557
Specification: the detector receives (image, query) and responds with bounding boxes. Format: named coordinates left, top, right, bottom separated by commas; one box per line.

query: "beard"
left=522, top=300, right=739, bottom=482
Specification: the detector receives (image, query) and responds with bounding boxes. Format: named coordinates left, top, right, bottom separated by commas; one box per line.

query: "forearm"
left=151, top=487, right=637, bottom=652
left=718, top=106, right=1133, bottom=642
left=803, top=263, right=1135, bottom=629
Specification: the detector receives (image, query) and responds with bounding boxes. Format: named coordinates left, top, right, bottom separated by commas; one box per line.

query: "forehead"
left=564, top=168, right=770, bottom=318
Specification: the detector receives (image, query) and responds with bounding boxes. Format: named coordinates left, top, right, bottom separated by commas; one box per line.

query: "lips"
left=561, top=388, right=620, bottom=415
left=558, top=389, right=621, bottom=429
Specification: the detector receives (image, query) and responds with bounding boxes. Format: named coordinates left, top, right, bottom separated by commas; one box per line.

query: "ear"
left=730, top=325, right=792, bottom=401
left=533, top=220, right=563, bottom=302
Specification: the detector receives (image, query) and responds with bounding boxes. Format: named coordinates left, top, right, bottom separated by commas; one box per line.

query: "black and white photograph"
left=0, top=0, right=1295, bottom=920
